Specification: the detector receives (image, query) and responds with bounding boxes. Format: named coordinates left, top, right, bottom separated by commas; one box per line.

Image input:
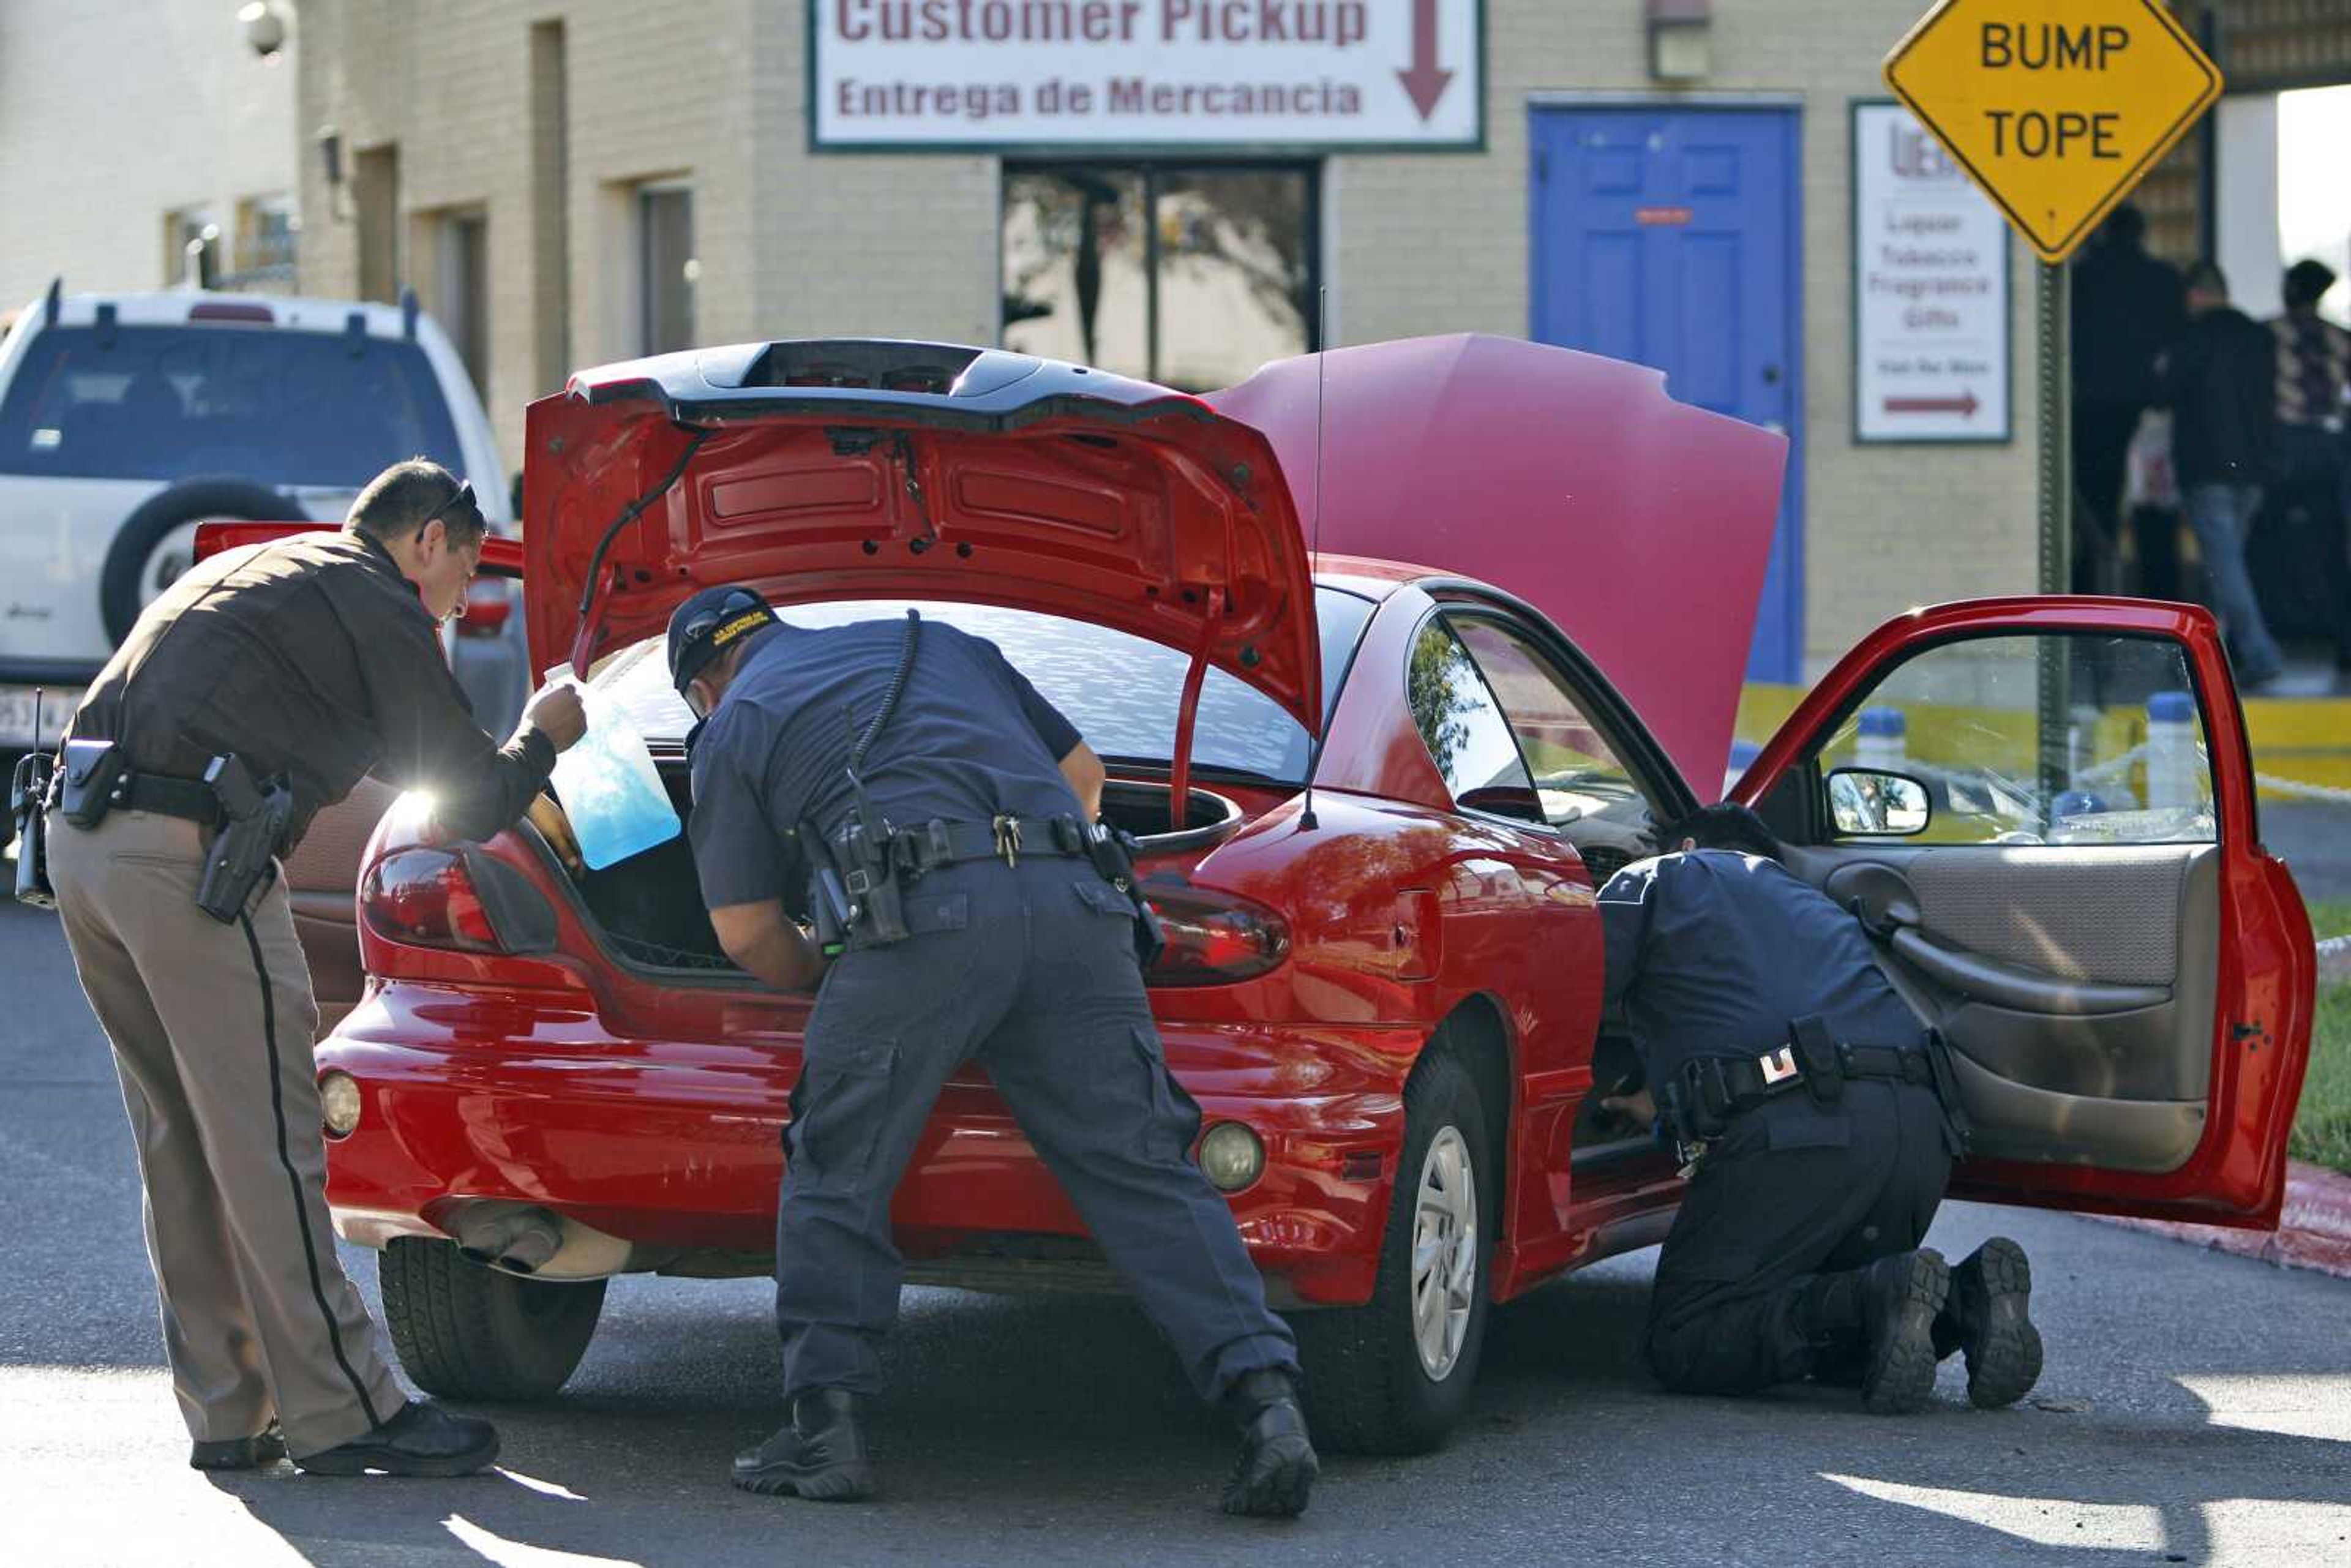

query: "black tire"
left=1293, top=1048, right=1494, bottom=1455
left=379, top=1237, right=607, bottom=1401
left=100, top=476, right=306, bottom=645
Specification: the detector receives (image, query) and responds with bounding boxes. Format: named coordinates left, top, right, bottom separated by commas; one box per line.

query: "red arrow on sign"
left=1883, top=390, right=1980, bottom=417
left=1397, top=0, right=1455, bottom=121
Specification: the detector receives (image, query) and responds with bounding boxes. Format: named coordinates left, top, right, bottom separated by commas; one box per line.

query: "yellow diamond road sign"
left=1885, top=0, right=2222, bottom=264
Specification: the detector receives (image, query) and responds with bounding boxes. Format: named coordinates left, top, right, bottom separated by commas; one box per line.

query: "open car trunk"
left=543, top=763, right=1252, bottom=974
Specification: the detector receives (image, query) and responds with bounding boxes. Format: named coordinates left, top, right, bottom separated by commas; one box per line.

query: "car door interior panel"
left=1794, top=843, right=2220, bottom=1173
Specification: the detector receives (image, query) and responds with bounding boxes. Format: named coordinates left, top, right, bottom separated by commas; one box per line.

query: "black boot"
left=1857, top=1250, right=1951, bottom=1416
left=1938, top=1237, right=2044, bottom=1409
left=1221, top=1369, right=1318, bottom=1518
left=190, top=1419, right=287, bottom=1471
left=292, top=1400, right=499, bottom=1477
left=731, top=1389, right=874, bottom=1502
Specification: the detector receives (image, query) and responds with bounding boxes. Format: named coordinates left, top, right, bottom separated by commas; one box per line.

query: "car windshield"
left=0, top=324, right=465, bottom=486
left=594, top=588, right=1374, bottom=785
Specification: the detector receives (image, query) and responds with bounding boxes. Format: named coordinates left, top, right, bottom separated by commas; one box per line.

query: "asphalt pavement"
left=4, top=895, right=2350, bottom=1566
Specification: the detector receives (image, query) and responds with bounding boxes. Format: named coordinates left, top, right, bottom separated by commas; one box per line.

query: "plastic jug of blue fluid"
left=542, top=666, right=680, bottom=870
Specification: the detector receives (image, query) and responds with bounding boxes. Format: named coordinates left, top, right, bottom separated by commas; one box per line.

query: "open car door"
left=1733, top=596, right=2316, bottom=1227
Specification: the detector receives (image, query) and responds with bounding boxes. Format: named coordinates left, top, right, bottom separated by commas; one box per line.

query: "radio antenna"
left=1299, top=288, right=1329, bottom=834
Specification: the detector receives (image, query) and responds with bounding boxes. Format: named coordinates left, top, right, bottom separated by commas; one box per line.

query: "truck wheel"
left=379, top=1237, right=607, bottom=1401
left=100, top=476, right=306, bottom=645
left=1293, top=1048, right=1493, bottom=1455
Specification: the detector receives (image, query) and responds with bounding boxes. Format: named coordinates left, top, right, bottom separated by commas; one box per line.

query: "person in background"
left=2071, top=205, right=2184, bottom=595
left=2267, top=258, right=2351, bottom=676
left=2162, top=263, right=2284, bottom=688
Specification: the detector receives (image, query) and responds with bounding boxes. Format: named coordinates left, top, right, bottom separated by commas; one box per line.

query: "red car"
left=269, top=336, right=2312, bottom=1457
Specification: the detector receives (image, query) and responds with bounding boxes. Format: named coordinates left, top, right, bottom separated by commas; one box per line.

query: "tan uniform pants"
left=47, top=807, right=405, bottom=1455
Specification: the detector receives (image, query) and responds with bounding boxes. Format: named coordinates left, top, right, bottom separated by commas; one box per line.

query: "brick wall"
left=0, top=1, right=296, bottom=304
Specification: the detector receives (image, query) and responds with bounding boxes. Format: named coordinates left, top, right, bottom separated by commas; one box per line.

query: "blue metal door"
left=1531, top=106, right=1803, bottom=683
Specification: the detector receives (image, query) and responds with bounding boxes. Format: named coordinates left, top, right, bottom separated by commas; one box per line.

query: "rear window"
left=0, top=324, right=464, bottom=486
left=596, top=589, right=1374, bottom=786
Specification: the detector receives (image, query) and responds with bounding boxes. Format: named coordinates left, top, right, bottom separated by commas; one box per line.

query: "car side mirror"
left=1826, top=768, right=1931, bottom=837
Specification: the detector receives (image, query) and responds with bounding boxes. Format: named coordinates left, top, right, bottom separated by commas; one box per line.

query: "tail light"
left=1144, top=884, right=1289, bottom=986
left=362, top=847, right=502, bottom=951
left=456, top=578, right=512, bottom=637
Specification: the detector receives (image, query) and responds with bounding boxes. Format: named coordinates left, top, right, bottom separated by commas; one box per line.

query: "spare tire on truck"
left=100, top=476, right=309, bottom=645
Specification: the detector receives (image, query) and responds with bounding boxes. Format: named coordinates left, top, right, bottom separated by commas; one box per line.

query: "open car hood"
left=1210, top=334, right=1787, bottom=793
left=525, top=339, right=1319, bottom=733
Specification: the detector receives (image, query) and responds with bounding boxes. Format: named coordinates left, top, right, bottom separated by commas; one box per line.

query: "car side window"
left=1806, top=632, right=2217, bottom=846
left=1408, top=615, right=1539, bottom=822
left=1450, top=615, right=1659, bottom=880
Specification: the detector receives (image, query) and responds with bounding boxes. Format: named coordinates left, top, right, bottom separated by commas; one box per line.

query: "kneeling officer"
left=669, top=585, right=1318, bottom=1515
left=40, top=460, right=586, bottom=1475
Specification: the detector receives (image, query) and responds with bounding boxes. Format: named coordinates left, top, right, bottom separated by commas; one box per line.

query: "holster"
left=1660, top=1067, right=1728, bottom=1144
left=193, top=754, right=291, bottom=925
left=9, top=751, right=54, bottom=908
left=797, top=820, right=852, bottom=958
left=1921, top=1026, right=1975, bottom=1157
left=1075, top=817, right=1165, bottom=969
left=838, top=817, right=909, bottom=946
left=1788, top=1014, right=1845, bottom=1105
left=56, top=740, right=127, bottom=830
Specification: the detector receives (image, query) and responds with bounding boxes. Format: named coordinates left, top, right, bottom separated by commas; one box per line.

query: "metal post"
left=2036, top=258, right=2072, bottom=826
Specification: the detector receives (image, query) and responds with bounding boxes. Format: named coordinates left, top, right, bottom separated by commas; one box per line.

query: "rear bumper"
left=317, top=981, right=1420, bottom=1306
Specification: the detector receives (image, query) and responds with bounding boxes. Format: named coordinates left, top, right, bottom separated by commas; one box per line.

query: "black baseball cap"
left=666, top=584, right=778, bottom=696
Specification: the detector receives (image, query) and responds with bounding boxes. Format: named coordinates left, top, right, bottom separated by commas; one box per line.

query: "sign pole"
left=2036, top=256, right=2072, bottom=825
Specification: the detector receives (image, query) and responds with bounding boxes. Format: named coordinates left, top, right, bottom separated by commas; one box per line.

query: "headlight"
left=320, top=1071, right=362, bottom=1138
left=1197, top=1121, right=1264, bottom=1192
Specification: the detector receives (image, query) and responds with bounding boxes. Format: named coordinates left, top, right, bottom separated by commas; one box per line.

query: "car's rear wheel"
left=379, top=1236, right=607, bottom=1401
left=1293, top=1048, right=1493, bottom=1455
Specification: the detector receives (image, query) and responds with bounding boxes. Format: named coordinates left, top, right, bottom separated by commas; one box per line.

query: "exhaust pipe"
left=441, top=1199, right=639, bottom=1280
left=450, top=1202, right=564, bottom=1274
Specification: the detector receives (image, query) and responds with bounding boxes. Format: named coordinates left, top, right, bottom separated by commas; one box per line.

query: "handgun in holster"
left=839, top=809, right=909, bottom=947
left=9, top=748, right=55, bottom=909
left=797, top=820, right=853, bottom=959
left=195, top=754, right=292, bottom=925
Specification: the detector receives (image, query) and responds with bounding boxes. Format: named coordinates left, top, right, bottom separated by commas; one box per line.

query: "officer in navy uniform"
left=666, top=585, right=1318, bottom=1515
left=1595, top=805, right=2044, bottom=1414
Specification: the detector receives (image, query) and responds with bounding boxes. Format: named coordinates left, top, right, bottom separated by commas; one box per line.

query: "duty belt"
left=89, top=770, right=219, bottom=827
left=847, top=813, right=1096, bottom=876
left=1687, top=1040, right=1935, bottom=1114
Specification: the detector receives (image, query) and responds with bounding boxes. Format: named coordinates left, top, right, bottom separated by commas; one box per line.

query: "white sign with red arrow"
left=1853, top=100, right=2011, bottom=443
left=811, top=0, right=1482, bottom=150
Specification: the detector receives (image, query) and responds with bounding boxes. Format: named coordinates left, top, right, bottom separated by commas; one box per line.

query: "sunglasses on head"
left=419, top=480, right=478, bottom=537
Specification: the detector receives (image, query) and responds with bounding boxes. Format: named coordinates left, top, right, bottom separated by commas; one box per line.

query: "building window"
left=1002, top=163, right=1318, bottom=391
left=432, top=209, right=490, bottom=397
left=165, top=208, right=220, bottom=289
left=229, top=195, right=298, bottom=293
left=639, top=186, right=696, bottom=355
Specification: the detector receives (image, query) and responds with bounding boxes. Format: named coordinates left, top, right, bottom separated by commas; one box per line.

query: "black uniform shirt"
left=1597, top=848, right=1927, bottom=1090
left=686, top=617, right=1084, bottom=911
left=69, top=530, right=555, bottom=849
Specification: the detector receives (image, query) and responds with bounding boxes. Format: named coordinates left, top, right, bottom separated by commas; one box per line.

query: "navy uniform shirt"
left=686, top=616, right=1084, bottom=910
left=1597, top=848, right=1927, bottom=1090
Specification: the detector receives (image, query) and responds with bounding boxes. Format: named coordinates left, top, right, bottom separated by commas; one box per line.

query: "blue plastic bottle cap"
left=2147, top=691, right=2195, bottom=724
left=1859, top=706, right=1907, bottom=737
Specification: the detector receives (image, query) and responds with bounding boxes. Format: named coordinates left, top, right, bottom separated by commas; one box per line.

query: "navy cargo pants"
left=775, top=854, right=1299, bottom=1403
left=1645, top=1081, right=1953, bottom=1393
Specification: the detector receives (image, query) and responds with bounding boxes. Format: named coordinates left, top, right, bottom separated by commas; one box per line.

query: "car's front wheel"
left=379, top=1237, right=607, bottom=1401
left=1293, top=1048, right=1493, bottom=1455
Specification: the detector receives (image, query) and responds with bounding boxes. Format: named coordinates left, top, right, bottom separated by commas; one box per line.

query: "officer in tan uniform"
left=44, top=459, right=585, bottom=1474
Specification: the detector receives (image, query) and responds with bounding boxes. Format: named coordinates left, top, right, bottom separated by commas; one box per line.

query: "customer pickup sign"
left=811, top=0, right=1481, bottom=150
left=1884, top=0, right=2221, bottom=263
